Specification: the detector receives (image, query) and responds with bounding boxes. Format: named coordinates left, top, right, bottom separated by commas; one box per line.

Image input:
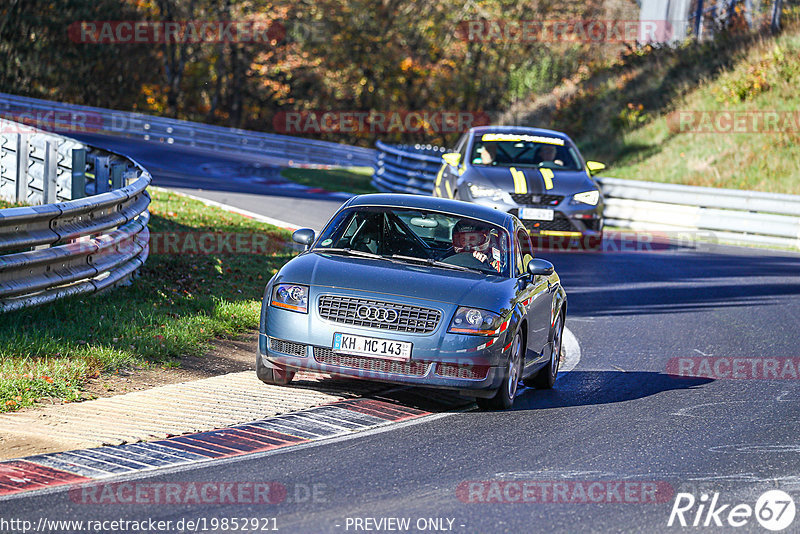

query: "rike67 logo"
left=668, top=490, right=796, bottom=531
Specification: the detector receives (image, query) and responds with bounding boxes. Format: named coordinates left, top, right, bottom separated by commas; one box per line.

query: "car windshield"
left=313, top=207, right=511, bottom=276
left=470, top=133, right=581, bottom=170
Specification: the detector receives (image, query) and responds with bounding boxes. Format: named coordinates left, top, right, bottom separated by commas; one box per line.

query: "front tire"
left=524, top=311, right=563, bottom=389
left=477, top=331, right=523, bottom=411
left=256, top=354, right=295, bottom=385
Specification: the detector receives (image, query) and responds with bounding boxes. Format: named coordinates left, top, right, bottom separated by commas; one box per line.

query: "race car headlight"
left=468, top=183, right=508, bottom=202
left=448, top=307, right=508, bottom=336
left=271, top=284, right=309, bottom=313
left=571, top=190, right=600, bottom=206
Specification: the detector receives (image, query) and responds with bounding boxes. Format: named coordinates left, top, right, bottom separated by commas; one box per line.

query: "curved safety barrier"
left=0, top=119, right=150, bottom=312
left=372, top=141, right=446, bottom=195
left=0, top=92, right=376, bottom=169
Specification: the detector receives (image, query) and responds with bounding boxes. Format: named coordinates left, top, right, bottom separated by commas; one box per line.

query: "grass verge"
left=0, top=189, right=294, bottom=412
left=606, top=28, right=800, bottom=193
left=280, top=166, right=377, bottom=195
left=510, top=14, right=800, bottom=194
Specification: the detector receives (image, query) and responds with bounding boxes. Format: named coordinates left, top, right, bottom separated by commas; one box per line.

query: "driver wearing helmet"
left=451, top=220, right=503, bottom=273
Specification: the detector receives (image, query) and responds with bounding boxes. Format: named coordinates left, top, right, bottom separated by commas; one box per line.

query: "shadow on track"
left=538, top=247, right=800, bottom=317
left=513, top=370, right=713, bottom=410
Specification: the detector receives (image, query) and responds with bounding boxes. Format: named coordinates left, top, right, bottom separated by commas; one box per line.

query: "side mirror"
left=292, top=228, right=315, bottom=249
left=527, top=258, right=554, bottom=277
left=442, top=152, right=461, bottom=167
left=586, top=161, right=606, bottom=175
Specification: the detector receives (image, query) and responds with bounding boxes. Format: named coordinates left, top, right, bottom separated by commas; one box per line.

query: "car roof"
left=344, top=194, right=512, bottom=227
left=468, top=125, right=574, bottom=143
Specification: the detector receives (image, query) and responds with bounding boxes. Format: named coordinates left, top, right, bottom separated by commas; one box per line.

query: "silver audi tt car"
left=258, top=194, right=567, bottom=409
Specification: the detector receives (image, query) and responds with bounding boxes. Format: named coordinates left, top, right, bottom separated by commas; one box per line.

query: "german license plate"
left=519, top=207, right=555, bottom=221
left=333, top=333, right=412, bottom=361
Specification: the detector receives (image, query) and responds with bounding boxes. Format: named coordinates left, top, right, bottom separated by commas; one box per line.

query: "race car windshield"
left=470, top=137, right=581, bottom=170
left=313, top=207, right=511, bottom=276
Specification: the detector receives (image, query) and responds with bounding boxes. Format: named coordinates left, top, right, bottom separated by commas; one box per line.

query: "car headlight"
left=271, top=284, right=309, bottom=313
left=468, top=183, right=509, bottom=202
left=571, top=190, right=600, bottom=206
left=448, top=307, right=509, bottom=336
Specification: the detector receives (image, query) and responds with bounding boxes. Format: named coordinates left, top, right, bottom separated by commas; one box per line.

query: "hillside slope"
left=506, top=18, right=800, bottom=194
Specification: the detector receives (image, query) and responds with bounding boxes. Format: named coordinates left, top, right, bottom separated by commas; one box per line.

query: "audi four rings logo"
left=356, top=306, right=399, bottom=323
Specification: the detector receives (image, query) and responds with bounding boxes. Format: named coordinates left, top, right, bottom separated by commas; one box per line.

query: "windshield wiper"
left=388, top=254, right=471, bottom=272
left=315, top=247, right=385, bottom=260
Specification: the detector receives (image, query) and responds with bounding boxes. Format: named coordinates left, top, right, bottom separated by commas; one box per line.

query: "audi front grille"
left=268, top=337, right=307, bottom=357
left=318, top=295, right=441, bottom=334
left=314, top=347, right=429, bottom=376
left=435, top=362, right=490, bottom=380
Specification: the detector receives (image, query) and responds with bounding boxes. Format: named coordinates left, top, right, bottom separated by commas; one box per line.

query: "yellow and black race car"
left=433, top=126, right=605, bottom=247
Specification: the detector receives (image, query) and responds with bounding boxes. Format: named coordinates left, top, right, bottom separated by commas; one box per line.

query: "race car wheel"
left=477, top=331, right=523, bottom=411
left=525, top=311, right=563, bottom=389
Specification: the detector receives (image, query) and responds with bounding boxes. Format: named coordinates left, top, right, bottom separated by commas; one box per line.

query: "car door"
left=516, top=227, right=551, bottom=368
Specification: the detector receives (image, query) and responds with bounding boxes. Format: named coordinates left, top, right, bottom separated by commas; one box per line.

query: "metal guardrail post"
left=110, top=163, right=123, bottom=190
left=42, top=141, right=57, bottom=204
left=15, top=134, right=28, bottom=203
left=72, top=148, right=86, bottom=200
left=95, top=155, right=110, bottom=193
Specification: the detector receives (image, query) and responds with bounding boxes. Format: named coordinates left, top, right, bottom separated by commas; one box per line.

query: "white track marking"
left=561, top=326, right=581, bottom=374
left=0, top=411, right=458, bottom=503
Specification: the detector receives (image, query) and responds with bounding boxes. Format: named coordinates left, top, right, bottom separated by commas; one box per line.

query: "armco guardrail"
left=373, top=142, right=800, bottom=250
left=600, top=177, right=800, bottom=249
left=0, top=118, right=150, bottom=312
left=0, top=92, right=375, bottom=168
left=372, top=141, right=446, bottom=195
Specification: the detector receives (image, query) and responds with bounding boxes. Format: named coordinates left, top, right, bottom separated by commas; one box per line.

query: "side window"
left=516, top=228, right=533, bottom=275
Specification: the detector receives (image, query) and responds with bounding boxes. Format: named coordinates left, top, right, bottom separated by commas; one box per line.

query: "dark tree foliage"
left=0, top=0, right=636, bottom=146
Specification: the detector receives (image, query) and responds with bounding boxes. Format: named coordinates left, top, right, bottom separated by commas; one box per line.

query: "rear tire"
left=477, top=332, right=523, bottom=411
left=256, top=354, right=295, bottom=385
left=524, top=312, right=563, bottom=389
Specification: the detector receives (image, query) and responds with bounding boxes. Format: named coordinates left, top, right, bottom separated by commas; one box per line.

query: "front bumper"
left=259, top=290, right=512, bottom=395
left=459, top=191, right=603, bottom=238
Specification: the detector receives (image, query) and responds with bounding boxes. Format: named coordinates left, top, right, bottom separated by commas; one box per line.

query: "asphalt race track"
left=2, top=137, right=799, bottom=532
left=69, top=132, right=349, bottom=230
